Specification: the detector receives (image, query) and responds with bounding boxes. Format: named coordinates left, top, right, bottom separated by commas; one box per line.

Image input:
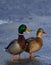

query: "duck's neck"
left=36, top=33, right=43, bottom=45
left=18, top=34, right=26, bottom=49
left=18, top=34, right=25, bottom=43
left=18, top=33, right=25, bottom=43
left=18, top=33, right=24, bottom=35
left=36, top=33, right=42, bottom=38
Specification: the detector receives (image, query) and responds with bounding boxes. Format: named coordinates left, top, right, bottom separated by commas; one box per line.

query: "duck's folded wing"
left=5, top=39, right=23, bottom=54
left=5, top=39, right=18, bottom=49
left=25, top=37, right=42, bottom=53
left=26, top=37, right=36, bottom=43
left=25, top=37, right=36, bottom=52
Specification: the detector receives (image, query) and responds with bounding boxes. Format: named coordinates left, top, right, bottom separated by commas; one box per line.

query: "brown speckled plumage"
left=25, top=28, right=46, bottom=55
left=25, top=37, right=43, bottom=53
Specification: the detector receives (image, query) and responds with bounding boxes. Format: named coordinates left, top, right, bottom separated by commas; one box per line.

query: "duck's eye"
left=39, top=30, right=42, bottom=32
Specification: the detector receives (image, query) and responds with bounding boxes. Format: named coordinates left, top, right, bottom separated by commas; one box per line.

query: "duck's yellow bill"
left=26, top=28, right=31, bottom=33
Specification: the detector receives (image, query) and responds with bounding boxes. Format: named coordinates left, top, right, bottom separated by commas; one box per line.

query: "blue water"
left=0, top=0, right=51, bottom=65
left=0, top=22, right=51, bottom=65
left=0, top=0, right=51, bottom=23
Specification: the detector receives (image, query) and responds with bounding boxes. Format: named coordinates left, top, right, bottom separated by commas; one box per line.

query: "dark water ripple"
left=5, top=58, right=48, bottom=65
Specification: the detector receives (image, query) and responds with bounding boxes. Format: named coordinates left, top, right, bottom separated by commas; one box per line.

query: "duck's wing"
left=25, top=37, right=36, bottom=52
left=5, top=39, right=18, bottom=49
left=5, top=39, right=23, bottom=54
left=25, top=37, right=43, bottom=53
left=26, top=37, right=36, bottom=43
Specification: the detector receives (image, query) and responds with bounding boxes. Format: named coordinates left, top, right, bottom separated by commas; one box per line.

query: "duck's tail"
left=4, top=47, right=8, bottom=52
left=3, top=48, right=6, bottom=51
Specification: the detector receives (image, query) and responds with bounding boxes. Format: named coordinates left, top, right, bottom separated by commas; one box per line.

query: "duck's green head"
left=18, top=24, right=30, bottom=34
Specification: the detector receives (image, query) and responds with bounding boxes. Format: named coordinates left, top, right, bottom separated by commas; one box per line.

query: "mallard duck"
left=25, top=28, right=46, bottom=58
left=5, top=24, right=30, bottom=61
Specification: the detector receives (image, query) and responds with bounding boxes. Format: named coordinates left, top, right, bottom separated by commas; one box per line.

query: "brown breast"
left=36, top=37, right=43, bottom=46
left=18, top=35, right=26, bottom=49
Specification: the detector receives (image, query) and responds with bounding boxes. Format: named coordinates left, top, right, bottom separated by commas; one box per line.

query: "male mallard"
left=5, top=24, right=30, bottom=61
left=25, top=28, right=46, bottom=58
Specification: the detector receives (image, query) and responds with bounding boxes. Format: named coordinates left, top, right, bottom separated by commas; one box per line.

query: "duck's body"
left=26, top=37, right=43, bottom=53
left=5, top=24, right=30, bottom=61
left=5, top=35, right=25, bottom=55
left=25, top=28, right=46, bottom=58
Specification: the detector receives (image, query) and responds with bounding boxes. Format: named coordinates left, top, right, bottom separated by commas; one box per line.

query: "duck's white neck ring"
left=18, top=33, right=23, bottom=35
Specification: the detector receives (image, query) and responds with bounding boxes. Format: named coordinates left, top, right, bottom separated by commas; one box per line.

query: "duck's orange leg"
left=18, top=54, right=23, bottom=60
left=12, top=55, right=16, bottom=61
left=12, top=54, right=23, bottom=61
left=29, top=53, right=37, bottom=59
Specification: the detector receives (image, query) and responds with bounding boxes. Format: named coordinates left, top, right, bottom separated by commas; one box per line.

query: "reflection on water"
left=5, top=58, right=43, bottom=65
left=5, top=58, right=50, bottom=65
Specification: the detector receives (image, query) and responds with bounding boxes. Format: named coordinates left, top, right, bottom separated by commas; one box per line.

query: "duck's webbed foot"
left=12, top=55, right=17, bottom=61
left=17, top=54, right=23, bottom=60
left=29, top=53, right=39, bottom=59
left=12, top=54, right=23, bottom=61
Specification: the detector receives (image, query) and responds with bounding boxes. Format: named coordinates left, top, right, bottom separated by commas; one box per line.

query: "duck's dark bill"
left=43, top=32, right=46, bottom=34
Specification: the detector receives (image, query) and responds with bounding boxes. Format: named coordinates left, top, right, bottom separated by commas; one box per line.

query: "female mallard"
left=5, top=24, right=30, bottom=61
left=25, top=28, right=46, bottom=58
